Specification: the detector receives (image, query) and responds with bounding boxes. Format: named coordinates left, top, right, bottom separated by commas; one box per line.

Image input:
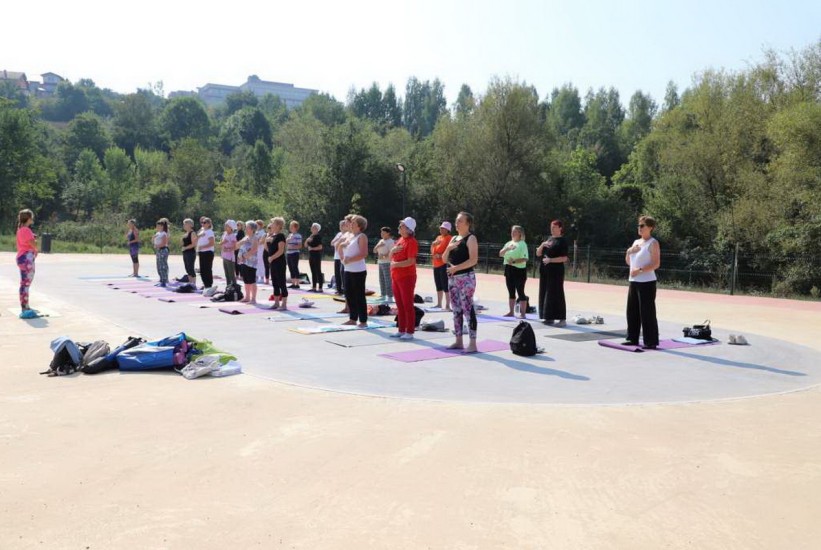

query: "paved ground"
left=2, top=252, right=820, bottom=549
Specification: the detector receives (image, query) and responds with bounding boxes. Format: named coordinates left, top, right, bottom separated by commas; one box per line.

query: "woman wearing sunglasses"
left=624, top=216, right=661, bottom=349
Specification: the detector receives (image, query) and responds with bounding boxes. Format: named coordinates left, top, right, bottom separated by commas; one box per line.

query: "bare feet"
left=465, top=340, right=479, bottom=353
left=446, top=341, right=464, bottom=350
left=503, top=312, right=514, bottom=317
left=239, top=299, right=250, bottom=303
left=357, top=322, right=368, bottom=328
left=342, top=320, right=357, bottom=326
left=338, top=308, right=349, bottom=314
left=277, top=305, right=288, bottom=311
left=518, top=314, right=527, bottom=319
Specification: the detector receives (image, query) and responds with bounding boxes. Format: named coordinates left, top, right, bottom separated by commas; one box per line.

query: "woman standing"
left=536, top=220, right=569, bottom=326
left=126, top=219, right=140, bottom=277
left=197, top=217, right=216, bottom=292
left=390, top=217, right=419, bottom=339
left=341, top=215, right=369, bottom=327
left=237, top=220, right=259, bottom=303
left=624, top=216, right=661, bottom=349
left=499, top=225, right=529, bottom=318
left=305, top=223, right=324, bottom=292
left=16, top=209, right=39, bottom=319
left=234, top=221, right=245, bottom=278
left=180, top=218, right=197, bottom=286
left=255, top=219, right=266, bottom=283
left=153, top=219, right=170, bottom=287
left=220, top=220, right=238, bottom=286
left=443, top=212, right=479, bottom=353
left=331, top=219, right=348, bottom=295
left=268, top=218, right=288, bottom=309
left=373, top=226, right=395, bottom=301
left=286, top=220, right=303, bottom=288
left=430, top=221, right=452, bottom=310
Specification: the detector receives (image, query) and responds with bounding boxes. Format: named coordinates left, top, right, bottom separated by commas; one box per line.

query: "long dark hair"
left=156, top=219, right=168, bottom=232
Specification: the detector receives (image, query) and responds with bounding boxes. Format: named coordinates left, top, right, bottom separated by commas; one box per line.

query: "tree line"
left=1, top=40, right=819, bottom=295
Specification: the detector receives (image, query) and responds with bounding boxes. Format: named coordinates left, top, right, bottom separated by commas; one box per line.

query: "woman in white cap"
left=305, top=222, right=324, bottom=292
left=390, top=217, right=419, bottom=339
left=430, top=221, right=453, bottom=310
left=220, top=220, right=238, bottom=286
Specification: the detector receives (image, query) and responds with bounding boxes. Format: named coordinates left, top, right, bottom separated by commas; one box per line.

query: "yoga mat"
left=289, top=321, right=394, bottom=334
left=672, top=337, right=719, bottom=345
left=81, top=275, right=152, bottom=281
left=158, top=294, right=211, bottom=303
left=422, top=306, right=449, bottom=313
left=266, top=312, right=347, bottom=322
left=546, top=330, right=627, bottom=342
left=332, top=295, right=387, bottom=305
left=477, top=313, right=541, bottom=322
left=598, top=339, right=719, bottom=352
left=378, top=339, right=510, bottom=363
left=7, top=307, right=61, bottom=318
left=325, top=331, right=452, bottom=348
left=218, top=304, right=277, bottom=315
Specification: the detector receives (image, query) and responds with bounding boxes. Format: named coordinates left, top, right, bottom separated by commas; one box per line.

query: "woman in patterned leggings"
left=442, top=212, right=479, bottom=353
left=16, top=209, right=39, bottom=319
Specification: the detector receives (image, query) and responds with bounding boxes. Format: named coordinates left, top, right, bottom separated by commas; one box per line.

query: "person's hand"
left=542, top=256, right=551, bottom=265
left=630, top=268, right=641, bottom=277
left=445, top=239, right=459, bottom=251
left=627, top=244, right=640, bottom=254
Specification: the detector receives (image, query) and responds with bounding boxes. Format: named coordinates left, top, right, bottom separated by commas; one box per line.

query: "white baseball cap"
left=399, top=216, right=417, bottom=233
left=440, top=221, right=452, bottom=232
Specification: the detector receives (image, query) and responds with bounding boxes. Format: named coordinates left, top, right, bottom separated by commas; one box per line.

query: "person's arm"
left=625, top=240, right=639, bottom=267
left=391, top=240, right=417, bottom=269
left=24, top=229, right=38, bottom=255
left=270, top=239, right=286, bottom=262
left=374, top=239, right=384, bottom=255
left=446, top=235, right=478, bottom=274
left=536, top=240, right=548, bottom=257
left=510, top=241, right=528, bottom=265
left=207, top=234, right=215, bottom=249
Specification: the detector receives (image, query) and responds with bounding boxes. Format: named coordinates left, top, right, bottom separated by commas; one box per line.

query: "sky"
left=3, top=0, right=819, bottom=106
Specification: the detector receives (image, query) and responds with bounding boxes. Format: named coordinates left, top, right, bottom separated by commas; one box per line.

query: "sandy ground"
left=1, top=252, right=820, bottom=549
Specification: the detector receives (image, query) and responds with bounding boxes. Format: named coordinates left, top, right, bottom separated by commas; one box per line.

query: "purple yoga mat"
left=158, top=294, right=210, bottom=303
left=379, top=339, right=510, bottom=363
left=598, top=339, right=718, bottom=352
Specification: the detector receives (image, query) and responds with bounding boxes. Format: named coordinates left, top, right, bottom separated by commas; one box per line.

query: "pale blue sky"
left=4, top=0, right=819, bottom=106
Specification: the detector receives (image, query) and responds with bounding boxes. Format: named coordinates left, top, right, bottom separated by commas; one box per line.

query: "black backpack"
left=84, top=336, right=144, bottom=374
left=174, top=283, right=196, bottom=293
left=224, top=283, right=243, bottom=302
left=393, top=306, right=425, bottom=327
left=510, top=321, right=538, bottom=356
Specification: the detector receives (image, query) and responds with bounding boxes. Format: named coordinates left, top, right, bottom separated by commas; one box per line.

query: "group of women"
left=15, top=207, right=660, bottom=349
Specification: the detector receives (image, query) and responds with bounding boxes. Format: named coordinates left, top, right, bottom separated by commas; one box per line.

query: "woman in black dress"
left=536, top=219, right=569, bottom=326
left=305, top=223, right=324, bottom=292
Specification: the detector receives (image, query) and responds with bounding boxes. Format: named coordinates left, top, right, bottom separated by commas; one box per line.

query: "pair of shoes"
left=298, top=299, right=315, bottom=308
left=573, top=314, right=589, bottom=325
left=19, top=309, right=39, bottom=319
left=592, top=315, right=604, bottom=324
left=289, top=284, right=300, bottom=289
left=621, top=340, right=638, bottom=346
left=390, top=332, right=405, bottom=338
left=641, top=344, right=657, bottom=350
left=554, top=320, right=567, bottom=327
left=543, top=319, right=554, bottom=325
left=400, top=333, right=414, bottom=340
left=728, top=334, right=749, bottom=345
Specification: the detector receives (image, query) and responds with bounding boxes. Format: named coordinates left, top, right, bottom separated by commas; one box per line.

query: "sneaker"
left=19, top=309, right=39, bottom=319
left=400, top=333, right=414, bottom=340
left=390, top=332, right=405, bottom=338
left=728, top=334, right=738, bottom=344
left=735, top=335, right=748, bottom=345
left=573, top=315, right=589, bottom=325
left=554, top=320, right=567, bottom=327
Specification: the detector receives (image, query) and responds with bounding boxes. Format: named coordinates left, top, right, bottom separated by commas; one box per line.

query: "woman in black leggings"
left=305, top=223, right=324, bottom=291
left=268, top=217, right=288, bottom=309
left=181, top=218, right=197, bottom=286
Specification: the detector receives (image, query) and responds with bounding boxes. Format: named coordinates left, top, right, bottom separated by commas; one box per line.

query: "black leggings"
left=271, top=260, right=288, bottom=298
left=198, top=251, right=214, bottom=288
left=262, top=249, right=271, bottom=280
left=433, top=265, right=448, bottom=292
left=286, top=253, right=300, bottom=280
left=309, top=251, right=322, bottom=289
left=334, top=259, right=344, bottom=292
left=504, top=265, right=527, bottom=301
left=626, top=280, right=659, bottom=346
left=183, top=249, right=197, bottom=279
left=345, top=270, right=368, bottom=323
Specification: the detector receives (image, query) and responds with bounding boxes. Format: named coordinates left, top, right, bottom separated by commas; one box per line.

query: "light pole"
left=395, top=163, right=407, bottom=217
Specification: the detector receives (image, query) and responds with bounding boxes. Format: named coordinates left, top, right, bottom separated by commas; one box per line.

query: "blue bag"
left=117, top=344, right=177, bottom=371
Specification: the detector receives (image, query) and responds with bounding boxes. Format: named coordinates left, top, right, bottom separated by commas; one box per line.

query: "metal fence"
left=358, top=238, right=820, bottom=297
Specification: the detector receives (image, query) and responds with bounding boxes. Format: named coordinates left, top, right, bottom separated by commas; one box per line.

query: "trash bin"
left=41, top=233, right=52, bottom=253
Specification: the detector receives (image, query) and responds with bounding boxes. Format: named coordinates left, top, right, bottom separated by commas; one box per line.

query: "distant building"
left=40, top=72, right=65, bottom=95
left=170, top=75, right=317, bottom=108
left=168, top=90, right=197, bottom=100
left=1, top=70, right=29, bottom=93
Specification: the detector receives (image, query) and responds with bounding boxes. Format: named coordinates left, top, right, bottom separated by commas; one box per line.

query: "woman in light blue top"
left=499, top=225, right=529, bottom=318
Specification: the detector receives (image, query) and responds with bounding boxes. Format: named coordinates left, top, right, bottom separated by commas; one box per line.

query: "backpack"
left=41, top=337, right=83, bottom=376
left=81, top=341, right=110, bottom=369
left=84, top=336, right=144, bottom=374
left=174, top=283, right=196, bottom=293
left=224, top=283, right=243, bottom=302
left=510, top=321, right=538, bottom=357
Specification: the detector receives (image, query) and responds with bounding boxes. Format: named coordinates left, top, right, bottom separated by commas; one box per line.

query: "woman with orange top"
left=430, top=221, right=452, bottom=310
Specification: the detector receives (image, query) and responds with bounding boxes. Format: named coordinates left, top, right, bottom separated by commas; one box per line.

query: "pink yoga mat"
left=158, top=294, right=210, bottom=303
left=598, top=339, right=718, bottom=352
left=218, top=304, right=277, bottom=315
left=379, top=339, right=510, bottom=363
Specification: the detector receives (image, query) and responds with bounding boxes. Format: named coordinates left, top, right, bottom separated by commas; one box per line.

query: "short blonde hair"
left=272, top=217, right=286, bottom=231
left=351, top=215, right=367, bottom=231
left=511, top=225, right=525, bottom=240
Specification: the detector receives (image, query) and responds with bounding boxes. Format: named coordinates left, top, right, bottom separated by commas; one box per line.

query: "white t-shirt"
left=376, top=238, right=395, bottom=264
left=153, top=231, right=167, bottom=247
left=332, top=231, right=343, bottom=260
left=343, top=233, right=367, bottom=273
left=628, top=237, right=658, bottom=282
left=197, top=229, right=215, bottom=252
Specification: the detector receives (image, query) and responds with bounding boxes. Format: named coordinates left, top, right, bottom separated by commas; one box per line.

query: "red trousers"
left=392, top=274, right=417, bottom=334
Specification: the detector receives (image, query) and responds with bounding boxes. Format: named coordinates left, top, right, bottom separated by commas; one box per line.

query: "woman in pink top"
left=16, top=209, right=39, bottom=319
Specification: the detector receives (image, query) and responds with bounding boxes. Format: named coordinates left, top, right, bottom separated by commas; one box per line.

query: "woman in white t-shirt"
left=330, top=219, right=347, bottom=295
left=341, top=215, right=369, bottom=327
left=623, top=215, right=661, bottom=349
left=197, top=217, right=216, bottom=291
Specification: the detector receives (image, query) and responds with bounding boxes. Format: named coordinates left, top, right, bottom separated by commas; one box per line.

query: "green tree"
left=662, top=81, right=680, bottom=113
left=113, top=93, right=158, bottom=157
left=134, top=147, right=170, bottom=189
left=103, top=146, right=135, bottom=210
left=159, top=96, right=211, bottom=146
left=403, top=77, right=447, bottom=138
left=63, top=149, right=107, bottom=218
left=224, top=90, right=258, bottom=116
left=619, top=90, right=657, bottom=153
left=298, top=93, right=346, bottom=127
left=0, top=80, right=29, bottom=108
left=546, top=84, right=585, bottom=145
left=454, top=84, right=475, bottom=117
left=219, top=106, right=273, bottom=154
left=63, top=112, right=111, bottom=170
left=170, top=138, right=220, bottom=204
left=579, top=87, right=625, bottom=181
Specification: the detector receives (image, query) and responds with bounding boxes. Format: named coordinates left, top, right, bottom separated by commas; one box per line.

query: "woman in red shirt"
left=430, top=221, right=452, bottom=310
left=390, top=217, right=419, bottom=340
left=16, top=209, right=39, bottom=319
